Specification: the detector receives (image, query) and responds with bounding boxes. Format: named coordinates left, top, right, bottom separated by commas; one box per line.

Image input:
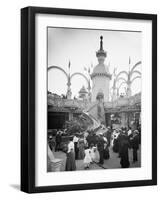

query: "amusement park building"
left=48, top=92, right=141, bottom=130
left=48, top=36, right=141, bottom=130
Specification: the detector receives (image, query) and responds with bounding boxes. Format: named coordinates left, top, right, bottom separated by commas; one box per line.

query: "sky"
left=48, top=27, right=142, bottom=99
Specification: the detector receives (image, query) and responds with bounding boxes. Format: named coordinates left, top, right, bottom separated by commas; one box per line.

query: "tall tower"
left=91, top=36, right=111, bottom=102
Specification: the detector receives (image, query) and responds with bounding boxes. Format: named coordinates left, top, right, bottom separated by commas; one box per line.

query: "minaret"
left=91, top=36, right=111, bottom=102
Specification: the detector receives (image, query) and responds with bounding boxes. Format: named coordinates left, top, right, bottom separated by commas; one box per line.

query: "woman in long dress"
left=120, top=136, right=130, bottom=168
left=65, top=138, right=76, bottom=171
left=103, top=142, right=110, bottom=160
left=73, top=135, right=79, bottom=160
left=78, top=139, right=85, bottom=160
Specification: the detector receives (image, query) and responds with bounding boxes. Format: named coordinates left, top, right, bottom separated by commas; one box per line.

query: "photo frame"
left=21, top=6, right=157, bottom=193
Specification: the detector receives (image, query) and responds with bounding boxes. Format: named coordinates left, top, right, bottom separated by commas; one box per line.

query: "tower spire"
left=96, top=35, right=107, bottom=58
left=100, top=35, right=103, bottom=50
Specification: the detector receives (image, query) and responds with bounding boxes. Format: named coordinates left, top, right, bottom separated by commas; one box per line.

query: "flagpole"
left=67, top=60, right=72, bottom=99
left=129, top=56, right=131, bottom=72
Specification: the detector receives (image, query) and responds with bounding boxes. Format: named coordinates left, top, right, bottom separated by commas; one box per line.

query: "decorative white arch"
left=71, top=72, right=89, bottom=85
left=130, top=70, right=141, bottom=77
left=130, top=61, right=142, bottom=72
left=131, top=75, right=141, bottom=83
left=116, top=71, right=128, bottom=81
left=48, top=66, right=69, bottom=81
left=111, top=61, right=142, bottom=99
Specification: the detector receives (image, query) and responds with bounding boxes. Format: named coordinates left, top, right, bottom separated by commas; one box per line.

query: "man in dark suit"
left=119, top=131, right=130, bottom=168
left=131, top=130, right=139, bottom=162
left=97, top=133, right=105, bottom=165
left=55, top=131, right=62, bottom=151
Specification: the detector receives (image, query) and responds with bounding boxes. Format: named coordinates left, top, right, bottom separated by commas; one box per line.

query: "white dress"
left=84, top=149, right=92, bottom=164
left=91, top=147, right=100, bottom=163
left=90, top=147, right=95, bottom=161
left=67, top=141, right=74, bottom=153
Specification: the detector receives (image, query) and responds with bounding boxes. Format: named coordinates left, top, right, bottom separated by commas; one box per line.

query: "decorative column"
left=126, top=81, right=132, bottom=97
left=112, top=79, right=117, bottom=101
left=87, top=81, right=91, bottom=102
left=66, top=77, right=72, bottom=99
left=66, top=60, right=72, bottom=99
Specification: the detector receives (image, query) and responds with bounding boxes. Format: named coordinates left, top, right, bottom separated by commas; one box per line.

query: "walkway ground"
left=48, top=146, right=141, bottom=172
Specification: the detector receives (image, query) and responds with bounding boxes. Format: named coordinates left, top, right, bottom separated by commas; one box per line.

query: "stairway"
left=82, top=101, right=107, bottom=134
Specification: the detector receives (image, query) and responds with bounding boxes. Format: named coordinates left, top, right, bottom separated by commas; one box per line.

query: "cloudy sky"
left=48, top=27, right=142, bottom=99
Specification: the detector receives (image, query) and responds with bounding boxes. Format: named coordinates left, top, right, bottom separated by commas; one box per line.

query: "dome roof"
left=90, top=64, right=111, bottom=79
left=90, top=36, right=112, bottom=80
left=93, top=63, right=108, bottom=74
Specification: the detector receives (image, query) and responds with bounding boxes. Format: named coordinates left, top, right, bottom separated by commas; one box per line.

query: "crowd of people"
left=49, top=126, right=141, bottom=171
left=112, top=127, right=140, bottom=168
left=65, top=131, right=110, bottom=171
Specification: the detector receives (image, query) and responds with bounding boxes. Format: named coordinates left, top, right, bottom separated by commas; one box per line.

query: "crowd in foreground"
left=49, top=126, right=141, bottom=171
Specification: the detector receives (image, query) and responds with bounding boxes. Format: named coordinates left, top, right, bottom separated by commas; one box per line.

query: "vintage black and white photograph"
left=47, top=27, right=142, bottom=172
left=20, top=7, right=157, bottom=193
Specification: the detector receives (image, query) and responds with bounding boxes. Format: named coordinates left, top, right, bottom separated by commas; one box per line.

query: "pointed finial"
left=100, top=35, right=103, bottom=50
left=128, top=56, right=131, bottom=71
left=68, top=60, right=71, bottom=69
left=96, top=35, right=106, bottom=58
left=129, top=56, right=131, bottom=65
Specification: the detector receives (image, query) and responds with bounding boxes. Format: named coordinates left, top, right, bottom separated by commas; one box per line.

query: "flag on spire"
left=68, top=60, right=71, bottom=69
left=129, top=56, right=131, bottom=65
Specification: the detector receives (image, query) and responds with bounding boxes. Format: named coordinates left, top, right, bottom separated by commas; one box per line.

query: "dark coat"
left=113, top=138, right=119, bottom=153
left=97, top=137, right=105, bottom=152
left=120, top=138, right=130, bottom=168
left=103, top=144, right=110, bottom=159
left=86, top=134, right=97, bottom=147
left=65, top=151, right=76, bottom=171
left=104, top=130, right=112, bottom=146
left=56, top=134, right=62, bottom=143
left=131, top=134, right=139, bottom=150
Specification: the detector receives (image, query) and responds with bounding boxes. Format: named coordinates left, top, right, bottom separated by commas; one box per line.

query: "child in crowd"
left=84, top=146, right=92, bottom=169
left=90, top=145, right=100, bottom=163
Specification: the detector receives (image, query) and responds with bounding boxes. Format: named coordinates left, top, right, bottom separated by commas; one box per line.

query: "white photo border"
left=35, top=14, right=152, bottom=187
